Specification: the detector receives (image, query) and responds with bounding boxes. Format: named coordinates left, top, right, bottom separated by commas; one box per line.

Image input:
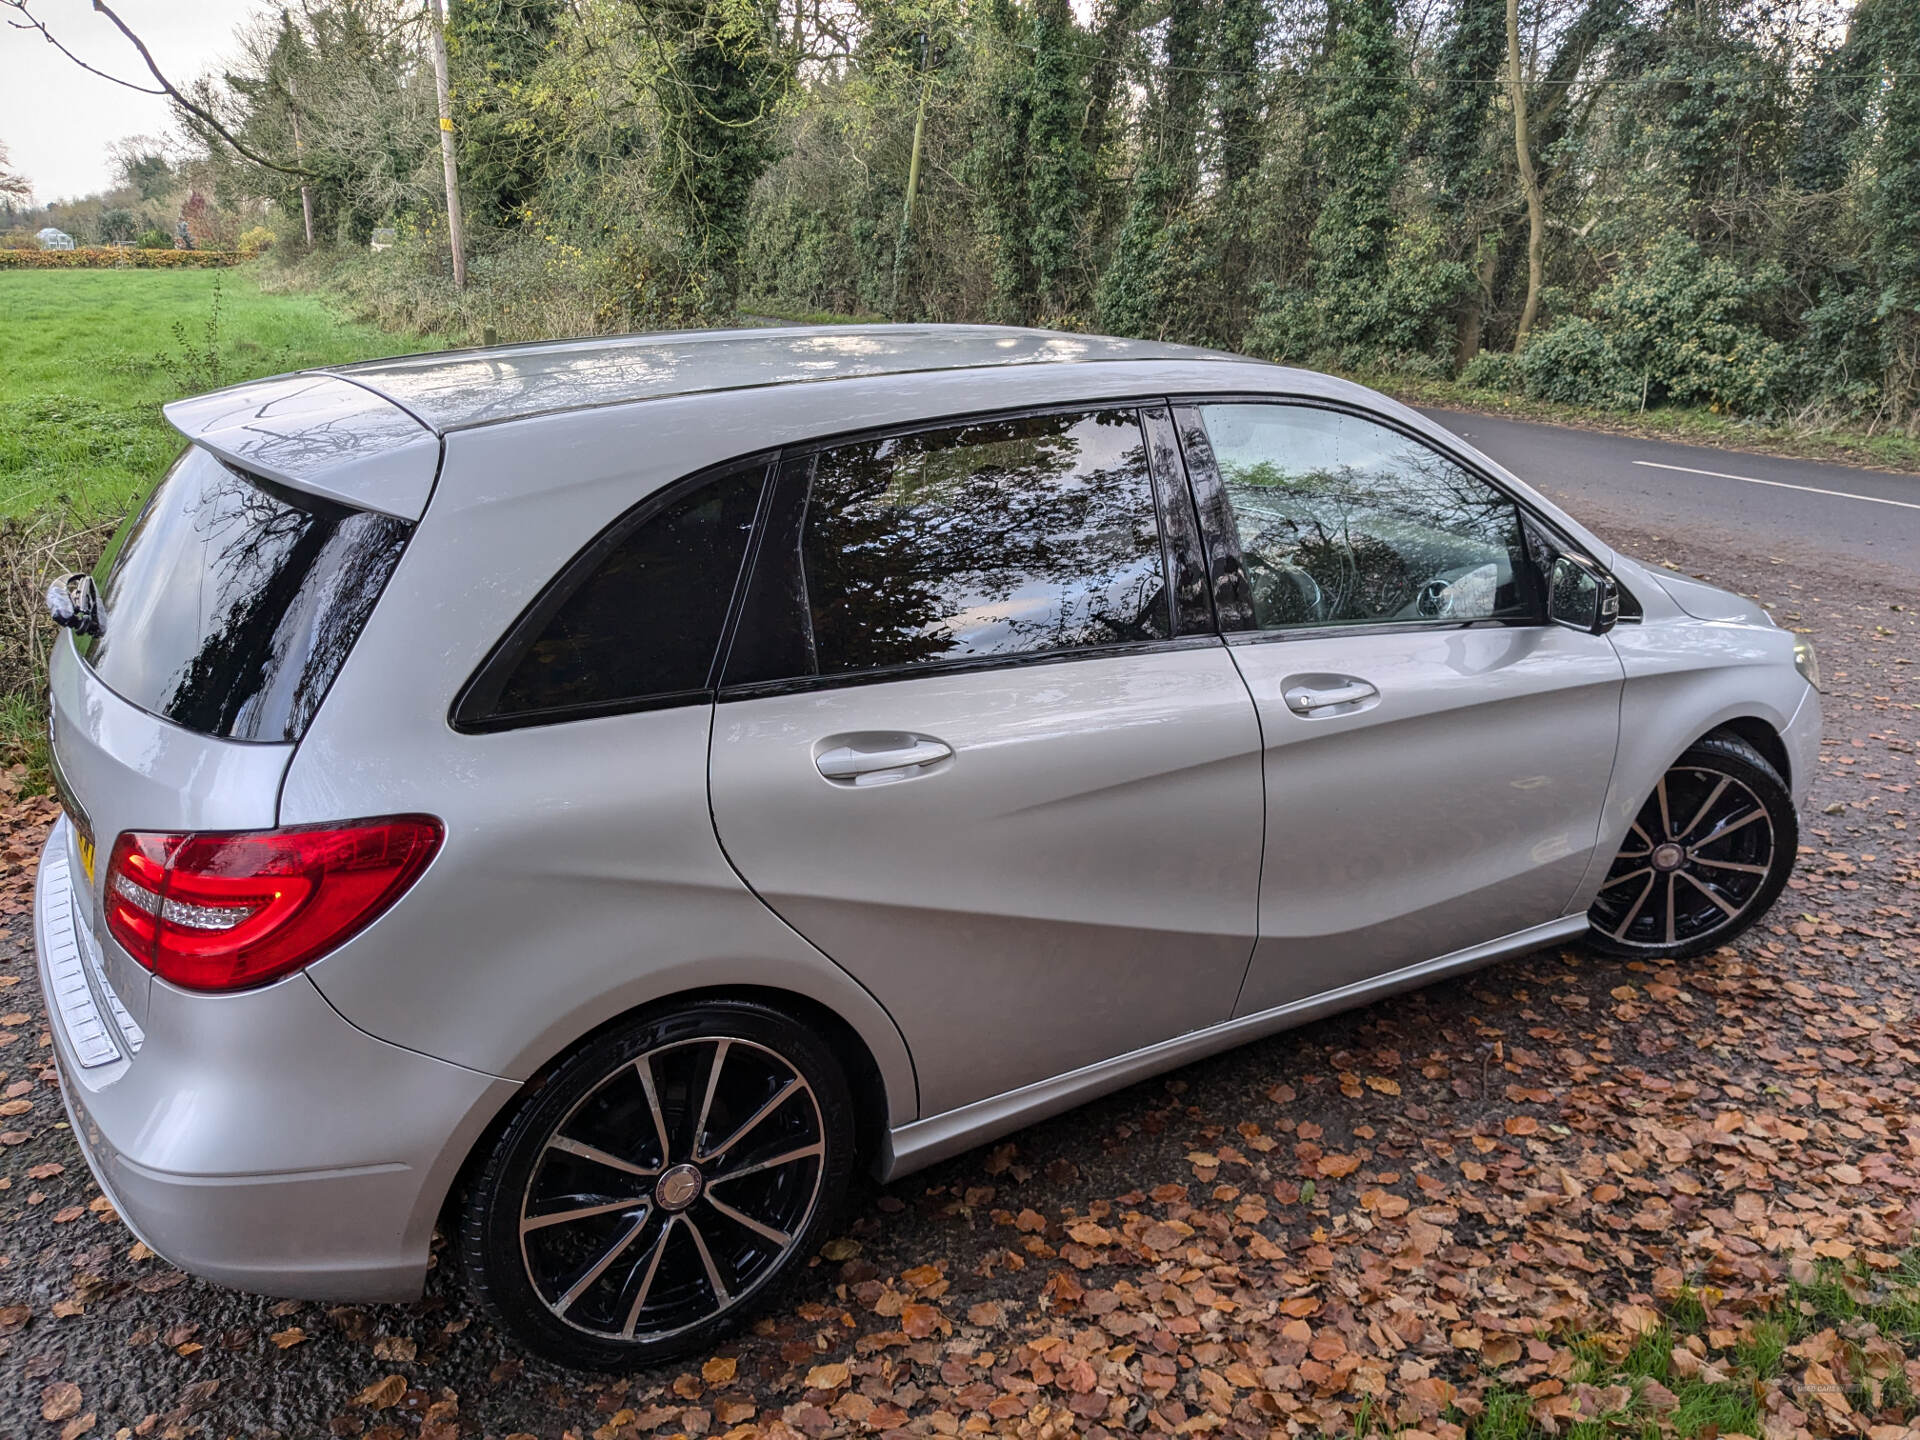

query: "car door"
left=1172, top=400, right=1625, bottom=1017
left=708, top=404, right=1265, bottom=1117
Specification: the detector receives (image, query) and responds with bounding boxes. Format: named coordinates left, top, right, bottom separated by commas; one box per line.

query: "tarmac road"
left=1423, top=408, right=1920, bottom=581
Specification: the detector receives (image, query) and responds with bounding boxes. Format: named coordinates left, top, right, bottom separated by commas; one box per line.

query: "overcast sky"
left=2, top=1, right=264, bottom=205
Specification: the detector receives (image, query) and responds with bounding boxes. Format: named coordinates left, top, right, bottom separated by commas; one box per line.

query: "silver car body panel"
left=709, top=642, right=1264, bottom=1116
left=33, top=326, right=1814, bottom=1303
left=1568, top=553, right=1820, bottom=907
left=35, top=818, right=516, bottom=1301
left=1226, top=624, right=1623, bottom=1015
left=287, top=698, right=923, bottom=1121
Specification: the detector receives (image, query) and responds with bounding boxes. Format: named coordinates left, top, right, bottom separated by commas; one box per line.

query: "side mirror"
left=1548, top=554, right=1617, bottom=635
left=45, top=572, right=104, bottom=638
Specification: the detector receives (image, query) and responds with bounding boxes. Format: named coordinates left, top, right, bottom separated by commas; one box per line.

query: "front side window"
left=460, top=465, right=764, bottom=726
left=736, top=408, right=1169, bottom=683
left=1197, top=404, right=1533, bottom=632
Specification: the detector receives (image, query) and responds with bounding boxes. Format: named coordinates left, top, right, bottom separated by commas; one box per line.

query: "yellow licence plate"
left=76, top=832, right=95, bottom=886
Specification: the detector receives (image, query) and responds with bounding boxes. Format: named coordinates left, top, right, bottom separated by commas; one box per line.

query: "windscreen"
left=82, top=445, right=411, bottom=742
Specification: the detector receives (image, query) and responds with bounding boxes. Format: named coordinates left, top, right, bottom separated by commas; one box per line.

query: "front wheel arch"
left=1707, top=716, right=1791, bottom=795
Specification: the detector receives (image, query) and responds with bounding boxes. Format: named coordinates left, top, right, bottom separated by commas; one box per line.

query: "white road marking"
left=1631, top=459, right=1920, bottom=511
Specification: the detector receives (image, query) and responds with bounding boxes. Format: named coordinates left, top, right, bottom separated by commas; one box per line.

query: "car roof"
left=324, top=324, right=1238, bottom=433
left=158, top=325, right=1612, bottom=571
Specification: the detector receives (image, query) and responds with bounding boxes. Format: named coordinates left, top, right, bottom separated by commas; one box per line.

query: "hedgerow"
left=0, top=248, right=241, bottom=270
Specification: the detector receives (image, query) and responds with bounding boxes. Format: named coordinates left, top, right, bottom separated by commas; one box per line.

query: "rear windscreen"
left=82, top=445, right=411, bottom=742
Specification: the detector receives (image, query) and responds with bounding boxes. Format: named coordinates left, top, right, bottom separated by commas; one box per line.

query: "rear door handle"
left=814, top=733, right=953, bottom=784
left=1283, top=680, right=1378, bottom=716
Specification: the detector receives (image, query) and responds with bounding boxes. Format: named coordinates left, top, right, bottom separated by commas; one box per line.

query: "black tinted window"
left=776, top=409, right=1167, bottom=678
left=478, top=467, right=763, bottom=722
left=85, top=446, right=409, bottom=742
left=1199, top=405, right=1532, bottom=630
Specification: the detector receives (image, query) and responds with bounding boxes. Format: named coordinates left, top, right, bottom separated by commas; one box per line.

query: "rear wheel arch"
left=456, top=993, right=862, bottom=1366
left=437, top=984, right=897, bottom=1241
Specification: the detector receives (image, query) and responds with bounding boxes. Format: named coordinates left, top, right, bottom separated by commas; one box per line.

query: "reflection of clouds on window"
left=1203, top=405, right=1529, bottom=632
left=801, top=409, right=1169, bottom=675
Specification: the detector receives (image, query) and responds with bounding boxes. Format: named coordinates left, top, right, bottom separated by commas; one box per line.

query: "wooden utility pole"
left=288, top=74, right=314, bottom=246
left=425, top=0, right=466, bottom=289
left=1506, top=0, right=1543, bottom=350
left=889, top=34, right=932, bottom=320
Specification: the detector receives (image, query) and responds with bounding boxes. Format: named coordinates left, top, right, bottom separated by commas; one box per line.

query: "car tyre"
left=1587, top=734, right=1797, bottom=960
left=460, top=999, right=855, bottom=1370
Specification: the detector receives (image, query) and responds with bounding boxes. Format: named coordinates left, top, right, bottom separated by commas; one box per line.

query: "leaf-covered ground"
left=0, top=519, right=1913, bottom=1440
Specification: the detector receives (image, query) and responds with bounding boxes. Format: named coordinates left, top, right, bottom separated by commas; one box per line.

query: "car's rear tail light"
left=104, top=817, right=442, bottom=992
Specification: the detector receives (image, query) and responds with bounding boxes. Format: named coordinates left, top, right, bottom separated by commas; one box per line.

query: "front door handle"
left=814, top=733, right=954, bottom=785
left=1283, top=679, right=1378, bottom=716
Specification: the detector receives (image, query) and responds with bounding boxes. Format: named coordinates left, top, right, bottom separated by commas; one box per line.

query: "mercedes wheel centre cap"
left=654, top=1163, right=704, bottom=1211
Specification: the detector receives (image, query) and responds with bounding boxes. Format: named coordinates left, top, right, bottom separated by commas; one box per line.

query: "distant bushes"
left=1457, top=231, right=1801, bottom=417
left=259, top=229, right=624, bottom=344
left=0, top=247, right=240, bottom=269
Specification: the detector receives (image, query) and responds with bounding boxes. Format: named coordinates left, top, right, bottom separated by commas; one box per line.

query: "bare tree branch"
left=0, top=139, right=31, bottom=203
left=1, top=0, right=165, bottom=94
left=2, top=0, right=316, bottom=178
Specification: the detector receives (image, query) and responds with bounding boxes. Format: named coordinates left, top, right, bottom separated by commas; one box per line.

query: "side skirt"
left=878, top=914, right=1590, bottom=1181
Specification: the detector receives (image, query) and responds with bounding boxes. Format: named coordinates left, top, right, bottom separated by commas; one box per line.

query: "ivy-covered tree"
left=1095, top=0, right=1211, bottom=339
left=639, top=0, right=793, bottom=312
left=448, top=0, right=564, bottom=226
left=1858, top=0, right=1920, bottom=431
left=1425, top=0, right=1507, bottom=366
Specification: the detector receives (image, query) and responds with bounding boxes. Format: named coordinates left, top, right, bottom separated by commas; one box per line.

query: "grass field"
left=0, top=265, right=441, bottom=524
left=0, top=267, right=444, bottom=774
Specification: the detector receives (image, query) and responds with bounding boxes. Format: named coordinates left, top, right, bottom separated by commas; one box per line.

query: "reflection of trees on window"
left=802, top=410, right=1169, bottom=674
left=1206, top=407, right=1526, bottom=629
left=87, top=450, right=410, bottom=741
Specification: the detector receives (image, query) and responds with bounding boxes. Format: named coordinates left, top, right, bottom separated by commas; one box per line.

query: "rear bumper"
left=34, top=818, right=518, bottom=1302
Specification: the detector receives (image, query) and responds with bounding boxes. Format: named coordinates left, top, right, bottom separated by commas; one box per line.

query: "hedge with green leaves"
left=0, top=247, right=241, bottom=269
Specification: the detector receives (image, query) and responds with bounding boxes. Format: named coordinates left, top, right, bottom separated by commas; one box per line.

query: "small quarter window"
left=1197, top=404, right=1533, bottom=631
left=462, top=465, right=764, bottom=726
left=730, top=408, right=1169, bottom=685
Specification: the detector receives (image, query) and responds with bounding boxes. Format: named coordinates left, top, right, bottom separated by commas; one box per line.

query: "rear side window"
left=456, top=464, right=765, bottom=727
left=84, top=446, right=409, bottom=743
left=728, top=408, right=1168, bottom=685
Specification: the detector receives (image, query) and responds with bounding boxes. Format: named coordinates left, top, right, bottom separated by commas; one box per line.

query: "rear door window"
left=726, top=408, right=1169, bottom=686
left=84, top=446, right=410, bottom=743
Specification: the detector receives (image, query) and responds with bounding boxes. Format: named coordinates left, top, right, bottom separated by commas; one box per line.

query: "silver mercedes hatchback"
left=34, top=325, right=1819, bottom=1368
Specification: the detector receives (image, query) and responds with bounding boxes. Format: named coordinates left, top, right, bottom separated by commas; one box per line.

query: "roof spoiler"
left=162, top=373, right=441, bottom=521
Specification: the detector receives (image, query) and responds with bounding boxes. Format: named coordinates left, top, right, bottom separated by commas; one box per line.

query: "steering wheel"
left=1243, top=551, right=1326, bottom=626
left=1415, top=578, right=1454, bottom=618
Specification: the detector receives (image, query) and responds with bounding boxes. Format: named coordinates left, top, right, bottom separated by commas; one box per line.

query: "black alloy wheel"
left=1588, top=734, right=1797, bottom=959
left=462, top=999, right=855, bottom=1369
